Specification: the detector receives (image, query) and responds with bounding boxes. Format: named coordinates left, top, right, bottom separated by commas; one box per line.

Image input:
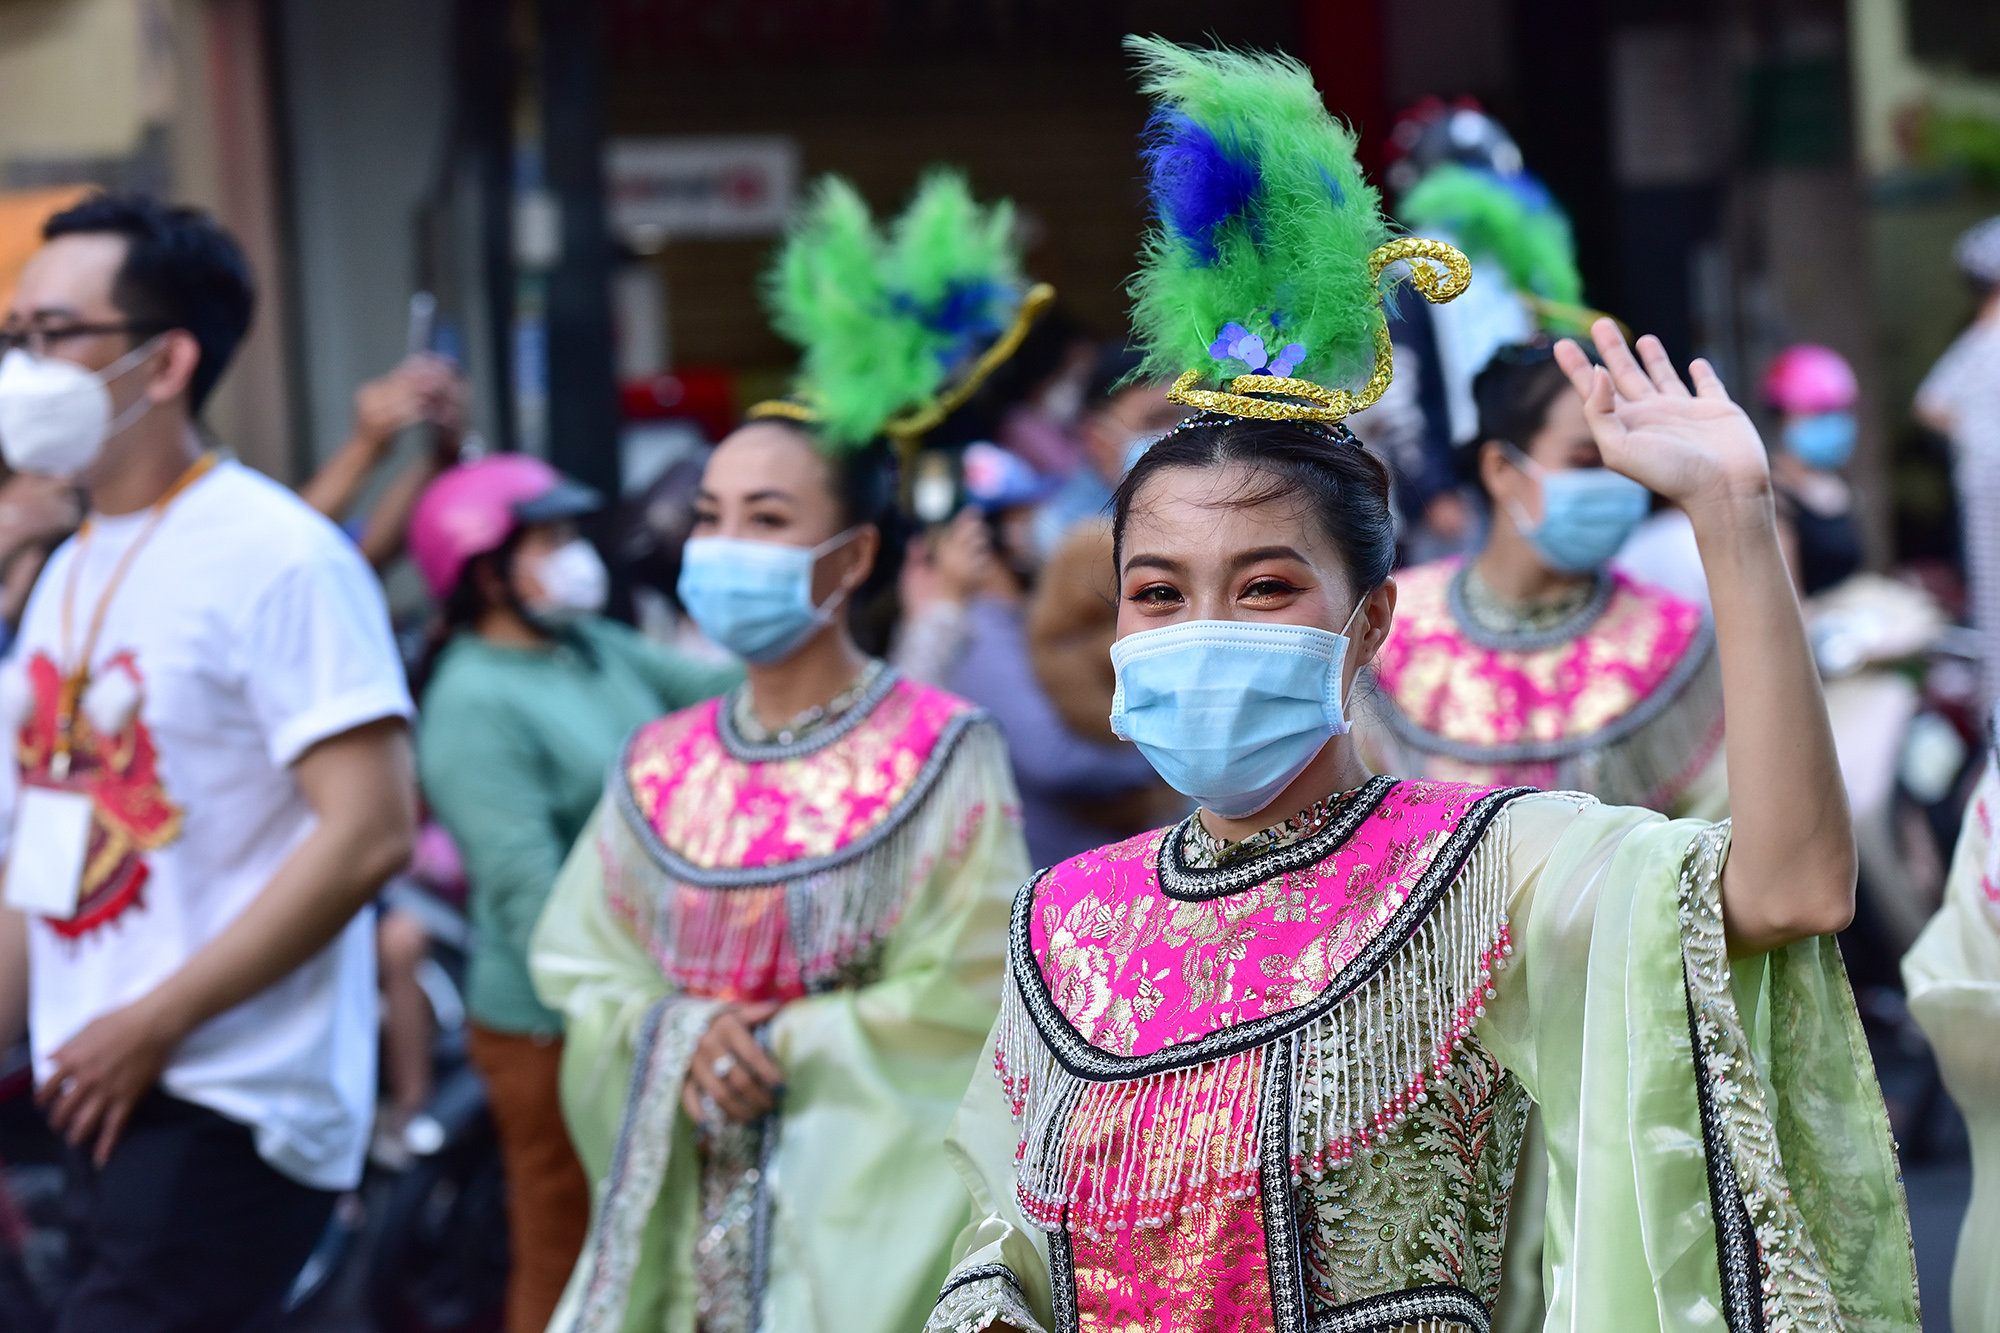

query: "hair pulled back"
left=1111, top=413, right=1397, bottom=596
left=1457, top=344, right=1590, bottom=494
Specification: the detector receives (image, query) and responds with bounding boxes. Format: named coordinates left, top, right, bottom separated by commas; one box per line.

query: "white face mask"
left=0, top=341, right=161, bottom=477
left=519, top=538, right=609, bottom=627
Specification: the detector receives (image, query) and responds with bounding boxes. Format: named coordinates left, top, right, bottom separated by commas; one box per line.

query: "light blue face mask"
left=676, top=529, right=859, bottom=664
left=1783, top=412, right=1856, bottom=471
left=1109, top=608, right=1362, bottom=820
left=1502, top=447, right=1650, bottom=575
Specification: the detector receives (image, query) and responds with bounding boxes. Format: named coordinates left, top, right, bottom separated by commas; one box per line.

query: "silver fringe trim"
left=996, top=801, right=1518, bottom=1238
left=603, top=717, right=1007, bottom=994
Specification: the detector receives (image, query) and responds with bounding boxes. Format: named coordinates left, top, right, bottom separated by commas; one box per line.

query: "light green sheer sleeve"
left=758, top=722, right=1028, bottom=1333
left=531, top=797, right=720, bottom=1333
left=925, top=1017, right=1055, bottom=1333
left=1903, top=760, right=2000, bottom=1332
left=1483, top=794, right=1918, bottom=1331
left=531, top=720, right=1028, bottom=1333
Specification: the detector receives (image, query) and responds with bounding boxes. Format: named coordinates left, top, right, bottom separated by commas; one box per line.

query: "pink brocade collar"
left=1015, top=779, right=1521, bottom=1068
left=618, top=673, right=980, bottom=882
left=1372, top=558, right=1710, bottom=757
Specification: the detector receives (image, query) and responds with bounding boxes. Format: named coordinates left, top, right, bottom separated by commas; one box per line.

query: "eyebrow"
left=1231, top=545, right=1310, bottom=568
left=1122, top=544, right=1313, bottom=577
left=694, top=487, right=797, bottom=505
left=1121, top=553, right=1184, bottom=576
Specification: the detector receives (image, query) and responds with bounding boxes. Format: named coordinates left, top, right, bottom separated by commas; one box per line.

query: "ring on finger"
left=711, top=1054, right=736, bottom=1079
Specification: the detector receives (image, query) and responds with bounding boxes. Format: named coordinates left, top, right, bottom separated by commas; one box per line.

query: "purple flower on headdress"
left=1209, top=322, right=1307, bottom=377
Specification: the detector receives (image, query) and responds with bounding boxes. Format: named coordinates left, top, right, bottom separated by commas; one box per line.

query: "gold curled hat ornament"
left=1165, top=238, right=1471, bottom=424
left=746, top=282, right=1058, bottom=458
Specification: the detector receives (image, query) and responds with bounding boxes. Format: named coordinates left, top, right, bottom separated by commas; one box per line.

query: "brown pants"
left=468, top=1024, right=593, bottom=1333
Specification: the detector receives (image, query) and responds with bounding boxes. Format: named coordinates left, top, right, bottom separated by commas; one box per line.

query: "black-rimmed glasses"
left=0, top=322, right=163, bottom=358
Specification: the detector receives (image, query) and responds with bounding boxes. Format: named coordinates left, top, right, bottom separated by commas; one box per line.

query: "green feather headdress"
left=1125, top=36, right=1469, bottom=424
left=1399, top=162, right=1603, bottom=334
left=752, top=169, right=1054, bottom=453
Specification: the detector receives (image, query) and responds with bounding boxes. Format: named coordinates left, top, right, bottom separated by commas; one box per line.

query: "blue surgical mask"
left=1503, top=448, right=1650, bottom=575
left=1783, top=412, right=1856, bottom=471
left=677, top=529, right=860, bottom=664
left=1109, top=609, right=1362, bottom=820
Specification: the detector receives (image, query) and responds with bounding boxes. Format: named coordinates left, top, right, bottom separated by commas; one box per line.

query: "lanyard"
left=50, top=452, right=217, bottom=780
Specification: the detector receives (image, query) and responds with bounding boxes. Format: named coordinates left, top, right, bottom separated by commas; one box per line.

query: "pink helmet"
left=408, top=454, right=603, bottom=598
left=1761, top=344, right=1857, bottom=415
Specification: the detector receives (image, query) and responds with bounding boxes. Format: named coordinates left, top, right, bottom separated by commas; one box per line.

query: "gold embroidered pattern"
left=1301, top=1039, right=1526, bottom=1314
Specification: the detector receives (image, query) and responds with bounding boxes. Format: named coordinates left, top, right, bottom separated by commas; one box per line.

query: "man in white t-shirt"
left=0, top=195, right=416, bottom=1331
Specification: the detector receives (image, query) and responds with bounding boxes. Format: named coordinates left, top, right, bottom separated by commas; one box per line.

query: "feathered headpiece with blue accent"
left=1126, top=36, right=1470, bottom=423
left=752, top=169, right=1053, bottom=453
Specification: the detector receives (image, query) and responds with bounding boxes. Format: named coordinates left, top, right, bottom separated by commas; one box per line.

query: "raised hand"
left=1552, top=319, right=1772, bottom=523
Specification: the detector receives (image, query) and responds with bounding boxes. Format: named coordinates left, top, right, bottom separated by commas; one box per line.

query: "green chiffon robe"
left=931, top=793, right=1919, bottom=1332
left=1903, top=759, right=2000, bottom=1331
left=532, top=718, right=1029, bottom=1333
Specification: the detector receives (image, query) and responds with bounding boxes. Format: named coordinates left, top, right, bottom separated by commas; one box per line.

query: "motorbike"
left=1807, top=573, right=1981, bottom=979
left=283, top=876, right=508, bottom=1332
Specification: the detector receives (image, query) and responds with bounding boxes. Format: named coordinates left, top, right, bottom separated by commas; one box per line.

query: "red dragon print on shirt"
left=14, top=651, right=182, bottom=938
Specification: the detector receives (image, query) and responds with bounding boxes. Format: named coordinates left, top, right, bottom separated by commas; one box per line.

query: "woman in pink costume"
left=531, top=172, right=1038, bottom=1333
left=924, top=39, right=1915, bottom=1333
left=1361, top=345, right=1727, bottom=821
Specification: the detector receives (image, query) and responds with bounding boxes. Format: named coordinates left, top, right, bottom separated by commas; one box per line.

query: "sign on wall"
left=605, top=136, right=800, bottom=246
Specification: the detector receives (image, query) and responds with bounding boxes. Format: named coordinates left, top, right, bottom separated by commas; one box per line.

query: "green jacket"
left=417, top=617, right=739, bottom=1034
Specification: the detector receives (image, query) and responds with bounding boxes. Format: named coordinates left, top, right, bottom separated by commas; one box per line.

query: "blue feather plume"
left=1141, top=110, right=1260, bottom=265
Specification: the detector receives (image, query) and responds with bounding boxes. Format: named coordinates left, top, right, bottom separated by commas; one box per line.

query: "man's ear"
left=141, top=330, right=202, bottom=406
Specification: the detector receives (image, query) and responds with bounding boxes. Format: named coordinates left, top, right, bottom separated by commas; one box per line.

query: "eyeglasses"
left=0, top=322, right=164, bottom=358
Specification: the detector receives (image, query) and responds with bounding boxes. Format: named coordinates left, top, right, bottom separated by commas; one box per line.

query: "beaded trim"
left=748, top=1114, right=777, bottom=1326
left=998, top=787, right=1533, bottom=1236
left=1049, top=1230, right=1078, bottom=1333
left=938, top=1265, right=1024, bottom=1302
left=926, top=1266, right=1048, bottom=1333
left=716, top=662, right=903, bottom=762
left=1445, top=563, right=1613, bottom=652
left=1310, top=1285, right=1490, bottom=1333
left=1260, top=1036, right=1307, bottom=1333
left=729, top=657, right=887, bottom=748
left=1372, top=619, right=1716, bottom=766
left=612, top=708, right=985, bottom=889
left=1676, top=820, right=1847, bottom=1330
left=1160, top=775, right=1397, bottom=901
left=1007, top=785, right=1528, bottom=1081
left=1685, top=956, right=1764, bottom=1332
left=560, top=994, right=724, bottom=1333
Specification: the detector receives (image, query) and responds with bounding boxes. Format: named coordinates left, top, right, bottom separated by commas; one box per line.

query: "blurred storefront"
left=0, top=0, right=1992, bottom=579
left=0, top=0, right=293, bottom=480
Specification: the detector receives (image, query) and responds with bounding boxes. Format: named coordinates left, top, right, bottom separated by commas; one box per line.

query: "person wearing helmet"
left=1356, top=98, right=1604, bottom=564
left=1920, top=215, right=2000, bottom=710
left=1763, top=344, right=1863, bottom=596
left=409, top=454, right=737, bottom=1333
